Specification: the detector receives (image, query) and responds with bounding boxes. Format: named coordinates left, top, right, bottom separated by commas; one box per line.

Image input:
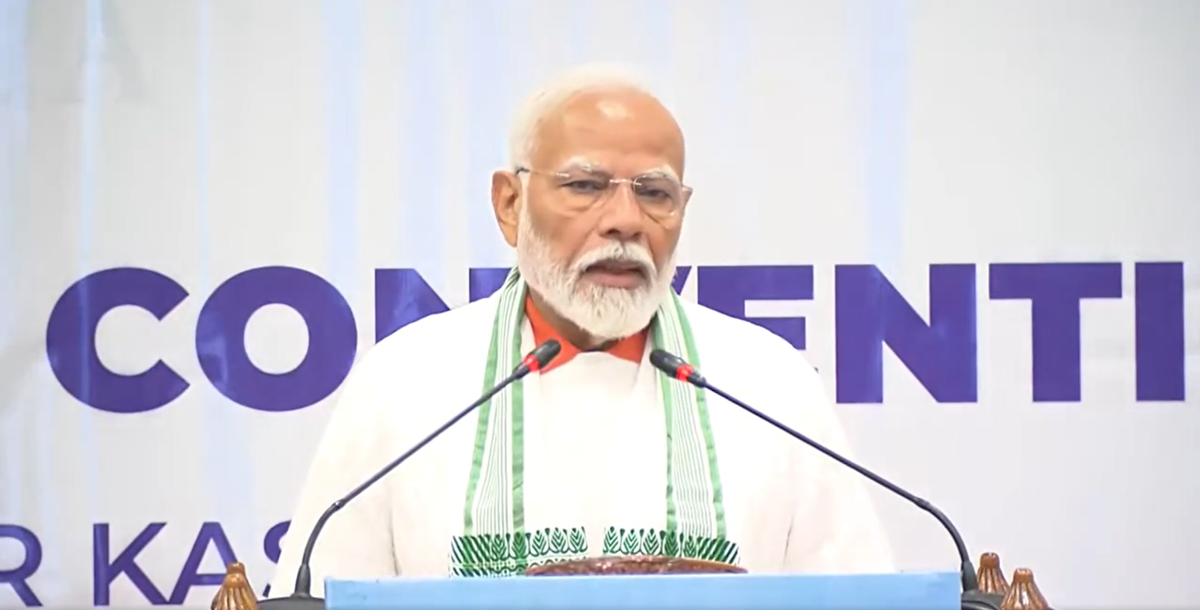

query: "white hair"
left=507, top=62, right=658, bottom=171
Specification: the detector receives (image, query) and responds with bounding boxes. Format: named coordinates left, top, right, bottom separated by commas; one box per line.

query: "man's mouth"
left=582, top=260, right=649, bottom=288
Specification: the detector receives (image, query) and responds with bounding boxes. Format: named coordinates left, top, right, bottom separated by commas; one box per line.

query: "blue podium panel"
left=326, top=571, right=960, bottom=610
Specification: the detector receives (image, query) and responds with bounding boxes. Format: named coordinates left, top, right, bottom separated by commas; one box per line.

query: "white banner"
left=1, top=0, right=1196, bottom=607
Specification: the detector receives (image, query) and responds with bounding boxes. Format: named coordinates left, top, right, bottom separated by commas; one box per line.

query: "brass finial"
left=211, top=562, right=259, bottom=610
left=1000, top=567, right=1049, bottom=610
left=976, top=552, right=1010, bottom=595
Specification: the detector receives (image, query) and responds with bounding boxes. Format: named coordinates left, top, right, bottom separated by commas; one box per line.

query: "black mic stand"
left=257, top=340, right=562, bottom=610
left=649, top=349, right=1004, bottom=610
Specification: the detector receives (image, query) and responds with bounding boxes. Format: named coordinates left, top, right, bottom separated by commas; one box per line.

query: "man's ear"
left=491, top=170, right=521, bottom=247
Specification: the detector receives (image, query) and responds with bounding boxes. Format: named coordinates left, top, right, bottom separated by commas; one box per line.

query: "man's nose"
left=596, top=184, right=645, bottom=240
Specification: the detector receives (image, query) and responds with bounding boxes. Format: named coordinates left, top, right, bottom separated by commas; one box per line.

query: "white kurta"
left=269, top=294, right=894, bottom=597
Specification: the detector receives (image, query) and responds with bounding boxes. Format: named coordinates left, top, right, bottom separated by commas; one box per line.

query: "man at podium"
left=269, top=64, right=893, bottom=597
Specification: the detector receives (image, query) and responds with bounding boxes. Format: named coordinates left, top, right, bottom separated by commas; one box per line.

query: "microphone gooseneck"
left=259, top=340, right=562, bottom=610
left=649, top=348, right=1000, bottom=610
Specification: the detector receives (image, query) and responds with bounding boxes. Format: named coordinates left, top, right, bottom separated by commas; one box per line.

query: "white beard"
left=515, top=203, right=676, bottom=342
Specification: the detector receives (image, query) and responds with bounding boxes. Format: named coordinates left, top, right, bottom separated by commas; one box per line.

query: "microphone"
left=259, top=339, right=563, bottom=610
left=648, top=349, right=1003, bottom=610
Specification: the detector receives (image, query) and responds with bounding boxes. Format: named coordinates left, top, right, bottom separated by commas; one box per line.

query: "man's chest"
left=384, top=401, right=795, bottom=577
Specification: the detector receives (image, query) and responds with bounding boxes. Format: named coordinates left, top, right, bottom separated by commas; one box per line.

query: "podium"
left=322, top=571, right=961, bottom=610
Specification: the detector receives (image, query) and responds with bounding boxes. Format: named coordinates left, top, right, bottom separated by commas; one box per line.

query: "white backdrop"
left=1, top=0, right=1198, bottom=607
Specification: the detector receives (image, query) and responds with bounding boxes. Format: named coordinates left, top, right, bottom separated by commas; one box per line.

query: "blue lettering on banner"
left=0, top=521, right=291, bottom=606
left=44, top=262, right=1188, bottom=414
left=93, top=523, right=167, bottom=605
left=836, top=264, right=977, bottom=403
left=46, top=267, right=357, bottom=414
left=1135, top=262, right=1186, bottom=401
left=0, top=525, right=41, bottom=606
left=697, top=265, right=810, bottom=350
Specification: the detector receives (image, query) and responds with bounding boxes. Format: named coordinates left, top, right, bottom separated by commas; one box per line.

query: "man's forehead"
left=531, top=89, right=685, bottom=177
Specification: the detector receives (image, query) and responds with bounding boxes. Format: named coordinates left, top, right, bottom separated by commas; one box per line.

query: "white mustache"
left=571, top=242, right=656, bottom=278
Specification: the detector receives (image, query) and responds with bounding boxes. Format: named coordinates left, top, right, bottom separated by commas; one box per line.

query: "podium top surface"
left=325, top=570, right=960, bottom=610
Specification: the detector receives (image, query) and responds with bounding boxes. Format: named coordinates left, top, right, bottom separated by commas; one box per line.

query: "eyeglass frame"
left=513, top=165, right=693, bottom=220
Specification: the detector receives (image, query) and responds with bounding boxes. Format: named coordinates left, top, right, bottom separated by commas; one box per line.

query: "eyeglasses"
left=515, top=166, right=692, bottom=221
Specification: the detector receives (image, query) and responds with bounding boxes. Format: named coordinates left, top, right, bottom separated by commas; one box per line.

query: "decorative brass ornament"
left=1000, top=567, right=1050, bottom=610
left=977, top=552, right=1010, bottom=595
left=211, top=562, right=259, bottom=610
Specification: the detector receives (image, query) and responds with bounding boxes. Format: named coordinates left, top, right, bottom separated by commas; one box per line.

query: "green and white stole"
left=447, top=268, right=737, bottom=577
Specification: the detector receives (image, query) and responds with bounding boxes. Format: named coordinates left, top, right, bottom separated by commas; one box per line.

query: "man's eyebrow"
left=556, top=156, right=603, bottom=173
left=638, top=165, right=680, bottom=180
left=554, top=159, right=680, bottom=181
